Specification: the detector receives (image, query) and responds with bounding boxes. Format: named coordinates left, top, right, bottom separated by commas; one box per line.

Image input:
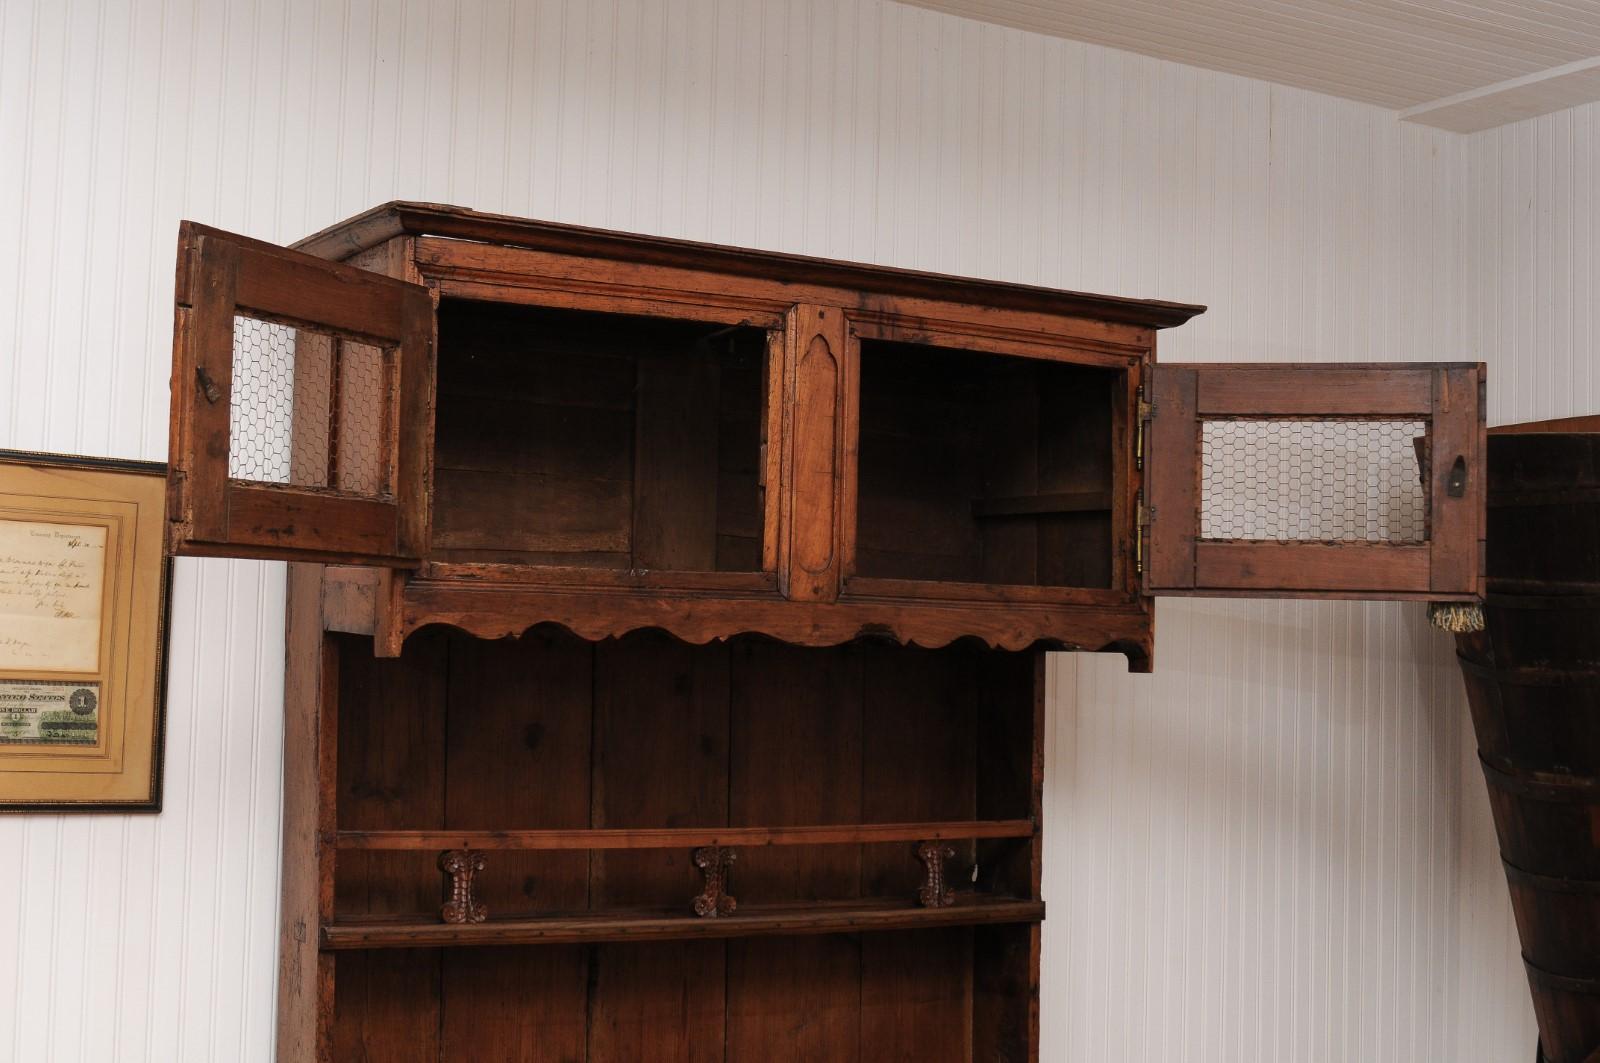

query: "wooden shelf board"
left=322, top=896, right=1045, bottom=950
left=335, top=818, right=1036, bottom=851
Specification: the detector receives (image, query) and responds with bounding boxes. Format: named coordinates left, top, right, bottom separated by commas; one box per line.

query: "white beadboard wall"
left=0, top=0, right=1570, bottom=1059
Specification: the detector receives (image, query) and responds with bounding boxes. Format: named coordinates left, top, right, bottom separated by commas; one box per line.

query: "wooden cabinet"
left=164, top=203, right=1485, bottom=1062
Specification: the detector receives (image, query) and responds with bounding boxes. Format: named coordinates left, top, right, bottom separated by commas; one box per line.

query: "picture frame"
left=0, top=450, right=171, bottom=812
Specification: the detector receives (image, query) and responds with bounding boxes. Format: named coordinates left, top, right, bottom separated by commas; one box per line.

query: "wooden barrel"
left=1455, top=429, right=1600, bottom=1063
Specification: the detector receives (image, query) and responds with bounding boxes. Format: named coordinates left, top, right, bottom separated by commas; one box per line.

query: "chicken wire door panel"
left=168, top=222, right=432, bottom=565
left=1143, top=364, right=1484, bottom=600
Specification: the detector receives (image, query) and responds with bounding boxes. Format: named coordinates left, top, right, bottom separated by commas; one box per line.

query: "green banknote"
left=0, top=681, right=99, bottom=745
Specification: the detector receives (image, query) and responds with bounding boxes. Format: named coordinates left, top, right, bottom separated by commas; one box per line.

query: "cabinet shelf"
left=321, top=896, right=1045, bottom=950
left=333, top=818, right=1036, bottom=852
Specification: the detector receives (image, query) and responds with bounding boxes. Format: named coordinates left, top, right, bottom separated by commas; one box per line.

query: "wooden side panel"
left=439, top=630, right=593, bottom=1061
left=276, top=564, right=334, bottom=1063
left=588, top=632, right=729, bottom=1063
left=726, top=641, right=865, bottom=1061
left=330, top=630, right=449, bottom=1062
left=974, top=653, right=1045, bottom=1063
left=781, top=304, right=848, bottom=602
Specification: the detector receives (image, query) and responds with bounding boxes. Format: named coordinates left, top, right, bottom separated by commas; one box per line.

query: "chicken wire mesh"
left=1200, top=419, right=1428, bottom=542
left=228, top=314, right=392, bottom=496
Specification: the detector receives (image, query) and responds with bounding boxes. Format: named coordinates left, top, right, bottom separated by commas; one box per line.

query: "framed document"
left=0, top=451, right=170, bottom=811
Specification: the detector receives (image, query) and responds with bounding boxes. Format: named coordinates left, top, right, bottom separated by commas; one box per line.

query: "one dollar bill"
left=0, top=680, right=99, bottom=745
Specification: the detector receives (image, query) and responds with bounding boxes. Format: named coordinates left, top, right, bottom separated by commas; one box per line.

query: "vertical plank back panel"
left=860, top=646, right=980, bottom=1061
left=330, top=630, right=448, bottom=1061
left=587, top=632, right=729, bottom=1063
left=634, top=348, right=722, bottom=571
left=439, top=630, right=593, bottom=1061
left=726, top=640, right=866, bottom=1061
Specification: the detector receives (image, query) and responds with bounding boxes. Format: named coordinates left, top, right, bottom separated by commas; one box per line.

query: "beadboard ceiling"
left=895, top=0, right=1600, bottom=132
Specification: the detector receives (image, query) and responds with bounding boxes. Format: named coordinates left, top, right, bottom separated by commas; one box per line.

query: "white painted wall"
left=0, top=0, right=1570, bottom=1059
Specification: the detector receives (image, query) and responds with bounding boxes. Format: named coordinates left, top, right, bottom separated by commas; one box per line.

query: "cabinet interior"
left=855, top=338, right=1120, bottom=589
left=432, top=299, right=769, bottom=572
left=329, top=627, right=1037, bottom=1059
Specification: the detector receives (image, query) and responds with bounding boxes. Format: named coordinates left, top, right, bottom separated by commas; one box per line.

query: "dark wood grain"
left=860, top=647, right=980, bottom=1060
left=330, top=630, right=448, bottom=1062
left=1456, top=434, right=1600, bottom=1063
left=726, top=641, right=864, bottom=1060
left=634, top=343, right=721, bottom=571
left=588, top=633, right=729, bottom=1062
left=439, top=630, right=591, bottom=1061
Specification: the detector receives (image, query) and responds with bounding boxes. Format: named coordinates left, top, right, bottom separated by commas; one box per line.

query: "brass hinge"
left=1135, top=388, right=1153, bottom=470
left=1136, top=496, right=1153, bottom=575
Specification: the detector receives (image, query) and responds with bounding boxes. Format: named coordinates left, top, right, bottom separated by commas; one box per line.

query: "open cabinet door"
left=1144, top=363, right=1484, bottom=599
left=168, top=222, right=432, bottom=566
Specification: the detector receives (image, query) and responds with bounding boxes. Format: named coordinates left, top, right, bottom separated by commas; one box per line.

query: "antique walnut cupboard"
left=164, top=203, right=1485, bottom=1062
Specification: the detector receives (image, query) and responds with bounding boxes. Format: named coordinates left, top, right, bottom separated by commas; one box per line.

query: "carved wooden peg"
left=692, top=845, right=737, bottom=918
left=916, top=840, right=956, bottom=909
left=438, top=849, right=488, bottom=924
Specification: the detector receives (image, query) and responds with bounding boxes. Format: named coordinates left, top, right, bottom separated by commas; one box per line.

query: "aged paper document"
left=0, top=518, right=107, bottom=673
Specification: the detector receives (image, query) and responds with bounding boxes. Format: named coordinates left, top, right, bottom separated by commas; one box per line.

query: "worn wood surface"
left=323, top=898, right=1046, bottom=950
left=292, top=201, right=1203, bottom=330
left=335, top=819, right=1035, bottom=851
left=850, top=339, right=1120, bottom=591
left=588, top=633, right=729, bottom=1062
left=780, top=304, right=848, bottom=603
left=397, top=574, right=1155, bottom=665
left=1193, top=541, right=1433, bottom=593
left=440, top=631, right=591, bottom=1059
left=726, top=641, right=864, bottom=1059
left=1193, top=364, right=1435, bottom=417
left=1144, top=365, right=1198, bottom=592
left=274, top=564, right=333, bottom=1063
left=329, top=629, right=448, bottom=1062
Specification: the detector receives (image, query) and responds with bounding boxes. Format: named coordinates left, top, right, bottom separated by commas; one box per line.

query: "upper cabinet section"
left=164, top=203, right=1484, bottom=664
left=430, top=298, right=771, bottom=576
